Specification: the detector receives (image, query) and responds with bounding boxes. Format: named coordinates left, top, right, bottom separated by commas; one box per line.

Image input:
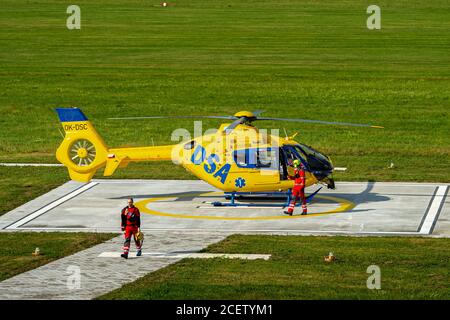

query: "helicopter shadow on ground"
left=222, top=182, right=390, bottom=213
left=317, top=182, right=388, bottom=214
left=109, top=182, right=390, bottom=212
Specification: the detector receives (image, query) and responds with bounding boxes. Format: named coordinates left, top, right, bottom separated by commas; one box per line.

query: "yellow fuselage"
left=57, top=119, right=319, bottom=192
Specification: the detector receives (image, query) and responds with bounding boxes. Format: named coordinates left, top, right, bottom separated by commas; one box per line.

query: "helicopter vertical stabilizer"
left=55, top=108, right=109, bottom=182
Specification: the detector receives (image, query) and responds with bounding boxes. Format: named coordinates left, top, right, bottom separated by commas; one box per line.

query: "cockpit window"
left=295, top=144, right=329, bottom=164
left=283, top=147, right=298, bottom=166
left=281, top=145, right=305, bottom=167
left=294, top=144, right=332, bottom=172
left=257, top=148, right=278, bottom=168
left=280, top=144, right=332, bottom=180
left=233, top=148, right=278, bottom=169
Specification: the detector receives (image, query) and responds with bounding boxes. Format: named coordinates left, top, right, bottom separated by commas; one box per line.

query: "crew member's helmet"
left=135, top=231, right=144, bottom=242
left=293, top=159, right=301, bottom=167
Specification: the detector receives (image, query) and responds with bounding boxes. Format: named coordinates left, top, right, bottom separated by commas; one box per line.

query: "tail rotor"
left=55, top=108, right=108, bottom=182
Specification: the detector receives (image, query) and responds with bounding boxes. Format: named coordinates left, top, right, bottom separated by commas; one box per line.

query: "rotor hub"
left=233, top=111, right=255, bottom=118
left=77, top=148, right=88, bottom=158
left=69, top=139, right=96, bottom=167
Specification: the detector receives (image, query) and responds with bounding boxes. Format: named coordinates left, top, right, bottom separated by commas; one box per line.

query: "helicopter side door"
left=229, top=147, right=280, bottom=190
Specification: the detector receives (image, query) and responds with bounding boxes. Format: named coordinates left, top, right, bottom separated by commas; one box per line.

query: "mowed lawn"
left=0, top=232, right=117, bottom=281
left=99, top=235, right=450, bottom=300
left=0, top=0, right=448, bottom=186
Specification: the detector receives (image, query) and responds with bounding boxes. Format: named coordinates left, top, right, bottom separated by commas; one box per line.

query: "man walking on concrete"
left=121, top=198, right=143, bottom=259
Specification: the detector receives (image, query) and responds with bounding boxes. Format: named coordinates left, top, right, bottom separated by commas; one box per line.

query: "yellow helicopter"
left=55, top=108, right=382, bottom=206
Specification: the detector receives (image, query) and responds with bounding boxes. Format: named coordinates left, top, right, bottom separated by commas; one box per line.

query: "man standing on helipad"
left=284, top=159, right=308, bottom=216
left=121, top=198, right=143, bottom=259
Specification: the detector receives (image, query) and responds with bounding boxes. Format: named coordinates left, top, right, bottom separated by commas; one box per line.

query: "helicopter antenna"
left=50, top=107, right=65, bottom=138
left=57, top=127, right=65, bottom=138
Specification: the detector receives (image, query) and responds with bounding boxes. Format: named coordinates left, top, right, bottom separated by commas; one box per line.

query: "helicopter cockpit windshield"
left=295, top=144, right=329, bottom=165
left=280, top=144, right=333, bottom=181
left=295, top=144, right=332, bottom=173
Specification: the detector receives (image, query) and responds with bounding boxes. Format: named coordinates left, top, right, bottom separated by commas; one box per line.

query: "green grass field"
left=0, top=232, right=117, bottom=281
left=0, top=0, right=449, bottom=214
left=99, top=235, right=450, bottom=300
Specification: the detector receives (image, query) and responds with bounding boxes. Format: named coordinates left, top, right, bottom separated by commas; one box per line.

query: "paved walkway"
left=0, top=231, right=231, bottom=300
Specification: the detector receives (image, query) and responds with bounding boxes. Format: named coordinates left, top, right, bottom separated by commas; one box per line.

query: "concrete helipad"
left=1, top=179, right=449, bottom=237
left=0, top=179, right=449, bottom=300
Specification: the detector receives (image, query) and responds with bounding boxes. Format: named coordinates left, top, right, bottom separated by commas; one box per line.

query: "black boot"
left=283, top=211, right=293, bottom=216
left=121, top=253, right=128, bottom=259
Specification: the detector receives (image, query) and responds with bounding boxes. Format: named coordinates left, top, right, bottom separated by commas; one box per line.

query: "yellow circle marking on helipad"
left=135, top=191, right=356, bottom=220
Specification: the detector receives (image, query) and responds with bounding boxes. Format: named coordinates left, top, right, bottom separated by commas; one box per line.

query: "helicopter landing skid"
left=211, top=187, right=322, bottom=207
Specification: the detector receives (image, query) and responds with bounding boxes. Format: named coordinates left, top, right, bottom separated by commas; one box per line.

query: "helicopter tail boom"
left=104, top=145, right=173, bottom=176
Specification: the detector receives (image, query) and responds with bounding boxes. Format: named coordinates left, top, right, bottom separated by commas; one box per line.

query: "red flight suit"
left=121, top=205, right=142, bottom=255
left=286, top=165, right=307, bottom=215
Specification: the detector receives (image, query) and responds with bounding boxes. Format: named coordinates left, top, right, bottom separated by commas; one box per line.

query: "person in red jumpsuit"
left=284, top=159, right=307, bottom=216
left=121, top=198, right=142, bottom=259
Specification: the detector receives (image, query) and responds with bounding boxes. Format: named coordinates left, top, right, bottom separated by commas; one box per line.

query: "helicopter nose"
left=310, top=159, right=335, bottom=189
left=309, top=156, right=333, bottom=180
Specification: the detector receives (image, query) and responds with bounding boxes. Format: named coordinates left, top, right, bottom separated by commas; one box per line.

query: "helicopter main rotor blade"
left=251, top=110, right=265, bottom=117
left=108, top=115, right=236, bottom=120
left=223, top=117, right=247, bottom=134
left=257, top=117, right=384, bottom=129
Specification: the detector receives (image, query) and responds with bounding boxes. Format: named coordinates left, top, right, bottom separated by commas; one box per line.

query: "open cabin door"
left=279, top=145, right=307, bottom=180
